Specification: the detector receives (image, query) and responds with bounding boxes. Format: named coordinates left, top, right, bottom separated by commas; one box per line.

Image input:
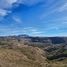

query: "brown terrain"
left=0, top=35, right=67, bottom=67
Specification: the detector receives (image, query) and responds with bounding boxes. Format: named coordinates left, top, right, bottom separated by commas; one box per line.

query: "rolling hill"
left=0, top=35, right=67, bottom=67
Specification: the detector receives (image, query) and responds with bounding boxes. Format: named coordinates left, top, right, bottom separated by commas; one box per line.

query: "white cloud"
left=40, top=7, right=58, bottom=20
left=0, top=9, right=11, bottom=16
left=59, top=2, right=67, bottom=12
left=46, top=26, right=59, bottom=31
left=0, top=0, right=45, bottom=17
left=62, top=22, right=67, bottom=24
left=0, top=0, right=44, bottom=9
left=0, top=0, right=18, bottom=9
left=40, top=0, right=67, bottom=20
left=22, top=27, right=44, bottom=36
left=0, top=0, right=18, bottom=17
left=6, top=0, right=17, bottom=4
left=13, top=16, right=22, bottom=23
left=0, top=9, right=7, bottom=16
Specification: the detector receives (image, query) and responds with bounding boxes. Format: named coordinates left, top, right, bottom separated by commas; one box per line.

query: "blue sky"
left=0, top=0, right=67, bottom=36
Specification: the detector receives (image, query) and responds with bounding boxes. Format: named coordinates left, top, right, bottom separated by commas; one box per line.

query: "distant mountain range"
left=0, top=35, right=67, bottom=44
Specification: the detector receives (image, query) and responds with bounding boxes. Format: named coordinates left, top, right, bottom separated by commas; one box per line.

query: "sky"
left=0, top=0, right=67, bottom=36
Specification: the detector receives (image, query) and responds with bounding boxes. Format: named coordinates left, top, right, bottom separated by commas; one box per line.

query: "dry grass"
left=0, top=47, right=47, bottom=67
left=0, top=46, right=67, bottom=67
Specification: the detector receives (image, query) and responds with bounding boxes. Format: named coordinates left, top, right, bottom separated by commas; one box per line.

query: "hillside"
left=0, top=35, right=67, bottom=67
left=0, top=47, right=47, bottom=67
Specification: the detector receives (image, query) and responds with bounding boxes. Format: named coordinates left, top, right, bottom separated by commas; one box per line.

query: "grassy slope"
left=0, top=45, right=67, bottom=67
left=0, top=46, right=47, bottom=67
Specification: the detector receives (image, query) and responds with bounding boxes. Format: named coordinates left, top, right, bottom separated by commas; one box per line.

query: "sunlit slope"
left=0, top=46, right=47, bottom=67
left=0, top=46, right=67, bottom=67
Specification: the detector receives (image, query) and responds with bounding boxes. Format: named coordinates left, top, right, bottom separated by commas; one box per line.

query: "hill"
left=0, top=35, right=67, bottom=67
